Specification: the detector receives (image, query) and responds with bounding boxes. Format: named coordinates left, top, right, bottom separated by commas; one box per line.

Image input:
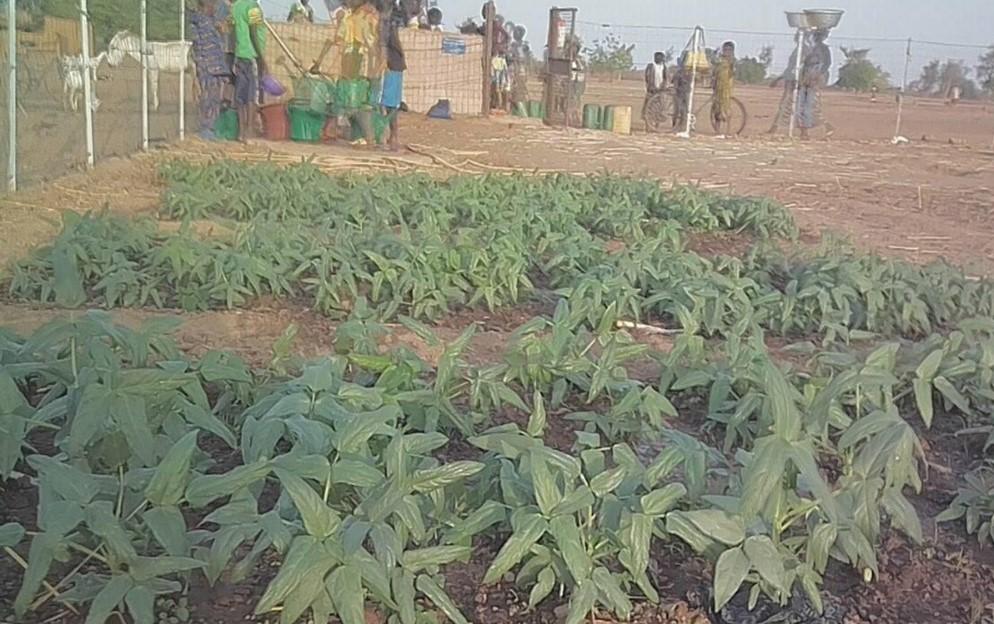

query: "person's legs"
left=387, top=108, right=399, bottom=150
left=234, top=59, right=258, bottom=141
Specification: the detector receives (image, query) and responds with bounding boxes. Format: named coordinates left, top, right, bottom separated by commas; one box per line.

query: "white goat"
left=106, top=30, right=192, bottom=111
left=60, top=52, right=105, bottom=112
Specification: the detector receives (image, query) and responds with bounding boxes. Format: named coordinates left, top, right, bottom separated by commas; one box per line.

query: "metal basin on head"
left=803, top=9, right=844, bottom=30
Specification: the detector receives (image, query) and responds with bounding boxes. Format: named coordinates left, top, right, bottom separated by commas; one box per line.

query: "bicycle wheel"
left=643, top=91, right=673, bottom=133
left=694, top=95, right=748, bottom=136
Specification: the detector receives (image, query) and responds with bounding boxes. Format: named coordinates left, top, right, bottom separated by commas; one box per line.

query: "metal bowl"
left=785, top=11, right=809, bottom=28
left=803, top=9, right=844, bottom=30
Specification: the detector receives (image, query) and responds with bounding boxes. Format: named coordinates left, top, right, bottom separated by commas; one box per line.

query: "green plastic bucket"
left=601, top=105, right=615, bottom=131
left=582, top=104, right=602, bottom=129
left=214, top=109, right=239, bottom=140
left=512, top=102, right=528, bottom=117
left=348, top=110, right=391, bottom=144
left=527, top=100, right=543, bottom=118
left=289, top=106, right=326, bottom=142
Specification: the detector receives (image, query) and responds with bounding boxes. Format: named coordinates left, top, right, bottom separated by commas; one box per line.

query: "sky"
left=261, top=0, right=994, bottom=80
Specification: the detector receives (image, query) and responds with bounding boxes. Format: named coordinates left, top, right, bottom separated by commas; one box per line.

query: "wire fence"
left=575, top=20, right=994, bottom=143
left=3, top=0, right=491, bottom=190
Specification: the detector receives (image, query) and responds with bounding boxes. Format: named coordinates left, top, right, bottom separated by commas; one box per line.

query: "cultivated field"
left=1, top=82, right=994, bottom=624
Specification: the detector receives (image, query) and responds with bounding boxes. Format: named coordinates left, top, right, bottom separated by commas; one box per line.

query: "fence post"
left=481, top=1, right=494, bottom=116
left=141, top=0, right=149, bottom=151
left=80, top=0, right=95, bottom=168
left=6, top=0, right=16, bottom=191
left=179, top=0, right=185, bottom=140
left=892, top=38, right=912, bottom=142
left=788, top=28, right=804, bottom=139
left=678, top=26, right=702, bottom=138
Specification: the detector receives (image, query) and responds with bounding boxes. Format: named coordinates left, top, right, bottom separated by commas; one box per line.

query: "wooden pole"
left=140, top=0, right=149, bottom=151
left=179, top=0, right=186, bottom=140
left=80, top=0, right=95, bottom=168
left=893, top=38, right=912, bottom=142
left=7, top=0, right=17, bottom=190
left=788, top=28, right=804, bottom=138
left=481, top=1, right=494, bottom=116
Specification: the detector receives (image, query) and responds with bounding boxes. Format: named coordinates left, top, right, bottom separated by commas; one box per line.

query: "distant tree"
left=585, top=34, right=635, bottom=74
left=977, top=45, right=994, bottom=95
left=735, top=45, right=773, bottom=84
left=913, top=58, right=977, bottom=98
left=835, top=46, right=890, bottom=92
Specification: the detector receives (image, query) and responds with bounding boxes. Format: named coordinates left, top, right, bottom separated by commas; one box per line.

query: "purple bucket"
left=260, top=74, right=286, bottom=97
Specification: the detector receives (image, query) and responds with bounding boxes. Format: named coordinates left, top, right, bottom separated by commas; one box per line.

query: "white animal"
left=60, top=52, right=105, bottom=112
left=106, top=30, right=193, bottom=111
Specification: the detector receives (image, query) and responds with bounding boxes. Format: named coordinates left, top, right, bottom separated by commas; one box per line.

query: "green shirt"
left=231, top=0, right=265, bottom=60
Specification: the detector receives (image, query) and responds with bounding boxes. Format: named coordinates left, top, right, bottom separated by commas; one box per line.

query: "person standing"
left=381, top=3, right=406, bottom=150
left=798, top=29, right=832, bottom=139
left=711, top=41, right=736, bottom=136
left=231, top=0, right=267, bottom=141
left=643, top=51, right=668, bottom=131
left=768, top=31, right=804, bottom=134
left=508, top=25, right=530, bottom=115
left=189, top=0, right=230, bottom=139
left=336, top=0, right=381, bottom=147
left=288, top=0, right=315, bottom=23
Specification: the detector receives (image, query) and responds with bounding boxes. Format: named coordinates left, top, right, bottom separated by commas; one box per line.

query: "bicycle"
left=643, top=88, right=748, bottom=136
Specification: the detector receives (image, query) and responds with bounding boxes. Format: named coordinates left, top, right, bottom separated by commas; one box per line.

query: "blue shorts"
left=381, top=70, right=404, bottom=109
left=233, top=58, right=257, bottom=106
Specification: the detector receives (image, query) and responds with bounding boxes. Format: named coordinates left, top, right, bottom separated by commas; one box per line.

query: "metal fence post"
left=80, top=0, right=95, bottom=168
left=179, top=0, right=185, bottom=140
left=6, top=0, right=17, bottom=191
left=788, top=28, right=804, bottom=139
left=892, top=38, right=912, bottom=142
left=141, top=0, right=149, bottom=151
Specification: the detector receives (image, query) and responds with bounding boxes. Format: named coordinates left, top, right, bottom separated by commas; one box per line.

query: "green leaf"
left=444, top=500, right=505, bottom=543
left=527, top=566, right=556, bottom=610
left=416, top=574, right=470, bottom=624
left=332, top=459, right=384, bottom=488
left=881, top=488, right=923, bottom=543
left=128, top=556, right=205, bottom=582
left=622, top=513, right=653, bottom=578
left=934, top=376, right=971, bottom=415
left=411, top=461, right=485, bottom=493
left=551, top=485, right=594, bottom=517
left=256, top=537, right=332, bottom=615
left=85, top=575, right=134, bottom=624
left=274, top=469, right=340, bottom=540
left=743, top=536, right=785, bottom=592
left=527, top=391, right=547, bottom=438
left=641, top=483, right=686, bottom=517
left=145, top=430, right=199, bottom=506
left=185, top=460, right=272, bottom=507
left=401, top=546, right=472, bottom=573
left=589, top=466, right=626, bottom=497
left=328, top=565, right=365, bottom=624
left=85, top=502, right=138, bottom=562
left=392, top=569, right=417, bottom=624
left=52, top=244, right=86, bottom=307
left=549, top=515, right=592, bottom=582
left=69, top=383, right=112, bottom=458
left=713, top=546, right=750, bottom=611
left=764, top=364, right=800, bottom=440
left=912, top=378, right=934, bottom=428
left=593, top=567, right=632, bottom=620
left=483, top=513, right=548, bottom=584
left=0, top=522, right=25, bottom=548
left=916, top=349, right=944, bottom=381
left=125, top=585, right=155, bottom=624
left=674, top=510, right=745, bottom=546
left=13, top=532, right=59, bottom=615
left=142, top=506, right=189, bottom=557
left=113, top=394, right=156, bottom=467
left=530, top=455, right=561, bottom=517
left=565, top=579, right=598, bottom=624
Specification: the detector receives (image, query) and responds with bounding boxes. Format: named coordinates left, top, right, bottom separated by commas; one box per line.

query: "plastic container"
left=260, top=103, right=289, bottom=141
left=214, top=109, right=239, bottom=140
left=512, top=102, right=528, bottom=117
left=609, top=105, right=632, bottom=135
left=348, top=110, right=392, bottom=144
left=582, top=104, right=602, bottom=129
left=601, top=106, right=615, bottom=131
left=527, top=100, right=543, bottom=118
left=289, top=106, right=326, bottom=142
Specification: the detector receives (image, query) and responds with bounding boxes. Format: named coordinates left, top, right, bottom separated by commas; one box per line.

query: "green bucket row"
left=582, top=104, right=625, bottom=131
left=512, top=100, right=546, bottom=118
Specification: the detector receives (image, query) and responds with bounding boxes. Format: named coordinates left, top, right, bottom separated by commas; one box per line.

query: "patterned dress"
left=189, top=8, right=230, bottom=134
